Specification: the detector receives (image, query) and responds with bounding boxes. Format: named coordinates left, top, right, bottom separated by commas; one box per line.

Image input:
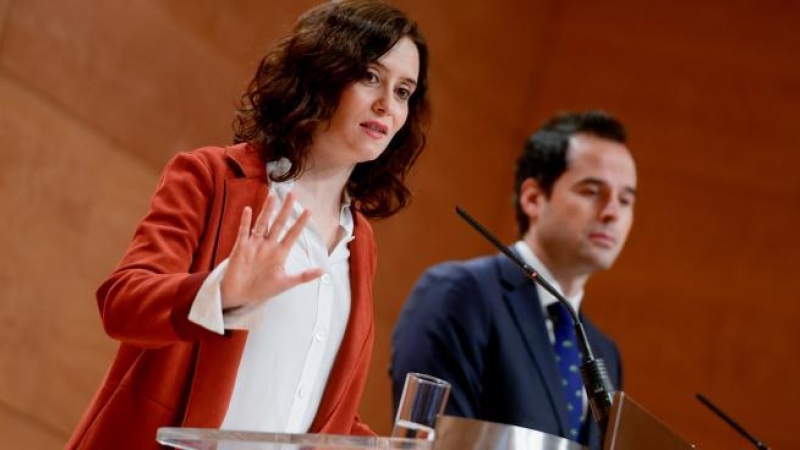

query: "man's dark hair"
left=233, top=0, right=430, bottom=219
left=514, top=110, right=627, bottom=236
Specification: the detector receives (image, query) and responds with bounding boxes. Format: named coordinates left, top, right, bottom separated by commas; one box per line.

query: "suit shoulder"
left=581, top=313, right=622, bottom=360
left=421, top=253, right=502, bottom=283
left=406, top=254, right=504, bottom=315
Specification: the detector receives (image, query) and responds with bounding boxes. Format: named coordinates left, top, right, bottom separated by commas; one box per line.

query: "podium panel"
left=433, top=415, right=586, bottom=450
left=604, top=392, right=694, bottom=450
left=156, top=428, right=431, bottom=450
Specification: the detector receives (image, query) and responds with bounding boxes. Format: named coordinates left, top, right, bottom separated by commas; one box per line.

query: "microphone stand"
left=696, top=393, right=770, bottom=449
left=455, top=206, right=616, bottom=437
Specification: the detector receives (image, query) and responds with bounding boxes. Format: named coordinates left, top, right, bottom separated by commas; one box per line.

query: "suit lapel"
left=498, top=253, right=571, bottom=435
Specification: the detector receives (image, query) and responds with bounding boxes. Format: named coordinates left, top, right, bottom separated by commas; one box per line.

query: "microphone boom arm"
left=696, top=393, right=770, bottom=450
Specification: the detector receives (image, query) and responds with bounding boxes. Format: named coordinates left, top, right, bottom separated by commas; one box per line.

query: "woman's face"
left=311, top=36, right=420, bottom=168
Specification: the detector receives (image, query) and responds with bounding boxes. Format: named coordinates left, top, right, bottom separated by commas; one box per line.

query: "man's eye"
left=619, top=195, right=635, bottom=206
left=580, top=188, right=600, bottom=196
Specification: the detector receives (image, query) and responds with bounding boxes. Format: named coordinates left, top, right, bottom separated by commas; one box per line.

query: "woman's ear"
left=519, top=177, right=544, bottom=221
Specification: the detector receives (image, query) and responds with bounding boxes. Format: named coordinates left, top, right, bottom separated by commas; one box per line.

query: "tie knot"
left=547, top=302, right=573, bottom=326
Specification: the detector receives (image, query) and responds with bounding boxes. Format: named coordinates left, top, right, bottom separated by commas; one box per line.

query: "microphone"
left=696, top=393, right=769, bottom=449
left=455, top=205, right=616, bottom=434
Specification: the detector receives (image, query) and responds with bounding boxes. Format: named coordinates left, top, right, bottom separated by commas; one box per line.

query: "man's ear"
left=519, top=177, right=545, bottom=221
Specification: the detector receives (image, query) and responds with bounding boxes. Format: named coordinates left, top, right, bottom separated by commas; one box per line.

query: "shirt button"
left=297, top=387, right=304, bottom=399
left=314, top=329, right=326, bottom=342
left=320, top=273, right=332, bottom=285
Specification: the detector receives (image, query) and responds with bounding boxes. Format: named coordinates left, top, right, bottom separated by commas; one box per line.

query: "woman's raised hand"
left=220, top=192, right=323, bottom=309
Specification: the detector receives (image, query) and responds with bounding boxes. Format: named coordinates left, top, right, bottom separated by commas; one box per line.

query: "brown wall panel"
left=397, top=0, right=551, bottom=134
left=0, top=0, right=797, bottom=448
left=0, top=0, right=10, bottom=39
left=527, top=1, right=800, bottom=447
left=0, top=73, right=157, bottom=442
left=155, top=0, right=320, bottom=68
left=0, top=0, right=248, bottom=170
left=0, top=406, right=64, bottom=449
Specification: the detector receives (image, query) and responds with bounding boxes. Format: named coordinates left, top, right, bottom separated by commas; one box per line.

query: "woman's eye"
left=396, top=87, right=412, bottom=100
left=364, top=71, right=379, bottom=83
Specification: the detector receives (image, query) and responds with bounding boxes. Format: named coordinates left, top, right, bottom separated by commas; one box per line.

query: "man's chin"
left=585, top=251, right=620, bottom=271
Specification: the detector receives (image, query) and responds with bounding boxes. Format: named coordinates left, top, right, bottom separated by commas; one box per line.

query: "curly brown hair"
left=233, top=0, right=430, bottom=219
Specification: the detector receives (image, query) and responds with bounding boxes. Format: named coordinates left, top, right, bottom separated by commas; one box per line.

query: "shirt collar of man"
left=513, top=241, right=584, bottom=315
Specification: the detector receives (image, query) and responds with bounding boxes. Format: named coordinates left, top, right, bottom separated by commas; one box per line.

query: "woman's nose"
left=372, top=87, right=396, bottom=115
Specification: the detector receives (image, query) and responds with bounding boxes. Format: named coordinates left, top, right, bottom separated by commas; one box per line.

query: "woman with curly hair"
left=67, top=1, right=430, bottom=448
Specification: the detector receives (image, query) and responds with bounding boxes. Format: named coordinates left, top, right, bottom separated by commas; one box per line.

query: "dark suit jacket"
left=391, top=252, right=622, bottom=449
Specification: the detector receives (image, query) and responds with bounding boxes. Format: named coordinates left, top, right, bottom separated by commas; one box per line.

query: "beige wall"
left=0, top=0, right=797, bottom=448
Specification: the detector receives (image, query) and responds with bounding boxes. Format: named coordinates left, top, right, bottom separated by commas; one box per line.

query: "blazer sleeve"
left=96, top=151, right=224, bottom=348
left=390, top=262, right=493, bottom=418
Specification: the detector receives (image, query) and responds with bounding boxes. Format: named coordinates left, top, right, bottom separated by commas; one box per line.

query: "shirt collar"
left=513, top=241, right=584, bottom=314
left=266, top=158, right=354, bottom=240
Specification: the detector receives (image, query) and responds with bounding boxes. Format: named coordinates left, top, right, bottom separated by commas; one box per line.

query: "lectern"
left=157, top=392, right=693, bottom=450
left=603, top=392, right=694, bottom=450
left=429, top=392, right=694, bottom=450
left=156, top=427, right=431, bottom=450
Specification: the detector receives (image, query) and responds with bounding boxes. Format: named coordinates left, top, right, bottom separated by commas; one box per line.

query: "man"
left=391, top=110, right=636, bottom=449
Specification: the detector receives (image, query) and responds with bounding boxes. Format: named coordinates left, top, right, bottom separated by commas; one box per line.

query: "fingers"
left=232, top=206, right=253, bottom=253
left=287, top=267, right=325, bottom=286
left=278, top=209, right=311, bottom=251
left=248, top=191, right=311, bottom=252
left=265, top=192, right=295, bottom=241
left=251, top=194, right=275, bottom=238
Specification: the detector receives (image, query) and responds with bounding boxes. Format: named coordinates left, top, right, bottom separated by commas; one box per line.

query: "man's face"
left=529, top=133, right=637, bottom=276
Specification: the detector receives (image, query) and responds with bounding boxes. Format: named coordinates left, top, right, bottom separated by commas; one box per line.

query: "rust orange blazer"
left=67, top=143, right=376, bottom=449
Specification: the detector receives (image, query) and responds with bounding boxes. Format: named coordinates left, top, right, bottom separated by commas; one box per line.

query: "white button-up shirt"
left=188, top=159, right=354, bottom=433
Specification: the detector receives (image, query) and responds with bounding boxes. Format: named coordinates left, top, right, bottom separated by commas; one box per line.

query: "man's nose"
left=599, top=196, right=621, bottom=222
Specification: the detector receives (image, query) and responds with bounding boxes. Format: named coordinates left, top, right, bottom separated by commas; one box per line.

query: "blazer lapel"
left=211, top=177, right=268, bottom=267
left=498, top=253, right=571, bottom=435
left=183, top=144, right=374, bottom=431
left=211, top=144, right=269, bottom=266
left=183, top=144, right=267, bottom=427
left=310, top=211, right=375, bottom=431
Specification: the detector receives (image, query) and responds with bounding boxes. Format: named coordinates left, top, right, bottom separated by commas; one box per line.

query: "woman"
left=67, top=1, right=429, bottom=448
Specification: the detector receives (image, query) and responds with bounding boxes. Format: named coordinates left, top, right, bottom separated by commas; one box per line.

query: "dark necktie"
left=547, top=302, right=584, bottom=441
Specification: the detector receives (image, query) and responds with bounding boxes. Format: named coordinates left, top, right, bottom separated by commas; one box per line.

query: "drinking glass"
left=391, top=373, right=451, bottom=441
